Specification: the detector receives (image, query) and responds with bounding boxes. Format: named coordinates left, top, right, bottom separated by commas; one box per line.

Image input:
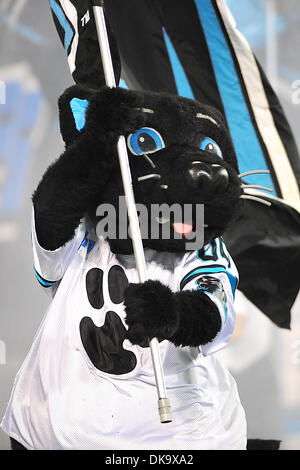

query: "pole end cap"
left=158, top=398, right=172, bottom=423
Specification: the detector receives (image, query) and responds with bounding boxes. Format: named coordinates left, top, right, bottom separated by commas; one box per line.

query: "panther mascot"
left=2, top=85, right=248, bottom=450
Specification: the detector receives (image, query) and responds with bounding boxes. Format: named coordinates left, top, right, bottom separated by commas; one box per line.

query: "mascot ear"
left=58, top=85, right=93, bottom=146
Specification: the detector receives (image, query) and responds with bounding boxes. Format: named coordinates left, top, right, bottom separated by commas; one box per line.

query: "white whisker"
left=238, top=169, right=270, bottom=178
left=241, top=184, right=273, bottom=192
left=240, top=195, right=272, bottom=206
left=137, top=174, right=161, bottom=182
left=134, top=107, right=154, bottom=114
left=196, top=113, right=219, bottom=127
left=143, top=153, right=156, bottom=169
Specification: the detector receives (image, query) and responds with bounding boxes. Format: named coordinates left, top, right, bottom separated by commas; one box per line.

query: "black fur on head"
left=59, top=86, right=242, bottom=254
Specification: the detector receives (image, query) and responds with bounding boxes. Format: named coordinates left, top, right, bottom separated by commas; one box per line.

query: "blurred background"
left=0, top=0, right=299, bottom=450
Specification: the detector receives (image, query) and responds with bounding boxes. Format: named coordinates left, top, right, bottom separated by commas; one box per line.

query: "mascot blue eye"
left=127, top=127, right=165, bottom=156
left=200, top=137, right=223, bottom=158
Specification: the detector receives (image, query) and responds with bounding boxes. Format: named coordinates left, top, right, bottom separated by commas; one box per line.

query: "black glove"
left=124, top=280, right=222, bottom=348
left=124, top=280, right=180, bottom=347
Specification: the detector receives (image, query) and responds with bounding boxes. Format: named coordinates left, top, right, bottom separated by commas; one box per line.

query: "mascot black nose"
left=185, top=161, right=229, bottom=198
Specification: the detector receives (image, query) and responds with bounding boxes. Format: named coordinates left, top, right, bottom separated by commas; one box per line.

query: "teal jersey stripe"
left=34, top=267, right=56, bottom=287
left=182, top=266, right=238, bottom=295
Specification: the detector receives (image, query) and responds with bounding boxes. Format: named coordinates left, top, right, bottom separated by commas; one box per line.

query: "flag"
left=49, top=0, right=120, bottom=88
left=49, top=0, right=300, bottom=328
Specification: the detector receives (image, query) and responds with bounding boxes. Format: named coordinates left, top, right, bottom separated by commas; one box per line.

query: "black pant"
left=10, top=436, right=281, bottom=450
left=10, top=438, right=27, bottom=450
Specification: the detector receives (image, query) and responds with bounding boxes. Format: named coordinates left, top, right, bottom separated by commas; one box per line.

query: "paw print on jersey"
left=79, top=266, right=137, bottom=375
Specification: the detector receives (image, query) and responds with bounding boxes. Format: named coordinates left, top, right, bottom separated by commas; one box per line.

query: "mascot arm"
left=31, top=205, right=86, bottom=288
left=125, top=242, right=238, bottom=353
left=172, top=272, right=236, bottom=354
left=171, top=288, right=222, bottom=348
left=32, top=129, right=113, bottom=251
left=124, top=279, right=224, bottom=350
left=32, top=86, right=146, bottom=251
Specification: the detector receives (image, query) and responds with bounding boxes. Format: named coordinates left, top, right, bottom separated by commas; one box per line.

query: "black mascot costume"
left=2, top=85, right=249, bottom=449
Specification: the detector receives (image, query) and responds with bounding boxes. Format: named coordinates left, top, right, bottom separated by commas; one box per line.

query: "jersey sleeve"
left=179, top=237, right=239, bottom=356
left=31, top=206, right=86, bottom=288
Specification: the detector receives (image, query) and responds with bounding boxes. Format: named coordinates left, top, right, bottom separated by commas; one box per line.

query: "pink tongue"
left=172, top=222, right=193, bottom=235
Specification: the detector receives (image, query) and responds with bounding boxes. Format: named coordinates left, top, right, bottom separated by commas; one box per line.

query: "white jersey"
left=1, top=208, right=246, bottom=450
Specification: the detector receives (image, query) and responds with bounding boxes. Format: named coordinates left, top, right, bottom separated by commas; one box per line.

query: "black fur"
left=33, top=86, right=241, bottom=251
left=32, top=87, right=146, bottom=250
left=10, top=438, right=27, bottom=450
left=124, top=281, right=221, bottom=347
left=124, top=280, right=180, bottom=347
left=33, top=86, right=242, bottom=349
left=172, top=290, right=222, bottom=347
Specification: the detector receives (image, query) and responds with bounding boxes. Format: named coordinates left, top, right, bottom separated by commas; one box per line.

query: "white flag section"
left=217, top=0, right=300, bottom=212
left=49, top=0, right=120, bottom=88
left=49, top=0, right=80, bottom=74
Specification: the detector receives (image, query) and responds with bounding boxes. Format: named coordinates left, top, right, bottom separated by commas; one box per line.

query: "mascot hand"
left=85, top=87, right=146, bottom=143
left=124, top=280, right=180, bottom=347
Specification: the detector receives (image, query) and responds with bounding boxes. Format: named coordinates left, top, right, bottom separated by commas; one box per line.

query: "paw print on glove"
left=79, top=265, right=137, bottom=375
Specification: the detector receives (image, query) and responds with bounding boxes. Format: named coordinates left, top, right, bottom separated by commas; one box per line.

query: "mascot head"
left=59, top=86, right=242, bottom=254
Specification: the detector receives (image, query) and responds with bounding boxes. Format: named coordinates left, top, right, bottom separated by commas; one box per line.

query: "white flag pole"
left=91, top=0, right=172, bottom=423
